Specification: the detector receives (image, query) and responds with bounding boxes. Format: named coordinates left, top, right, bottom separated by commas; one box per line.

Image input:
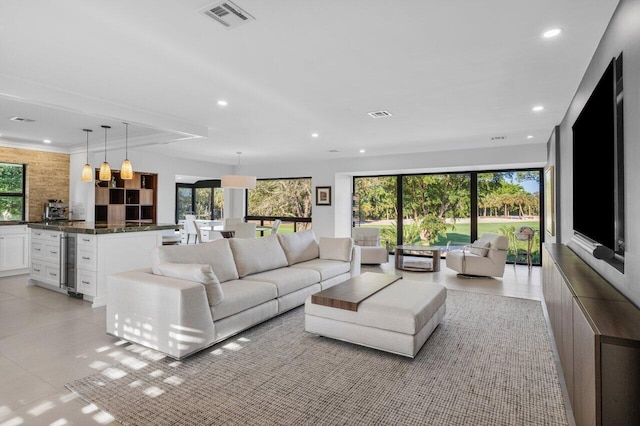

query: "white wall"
left=242, top=143, right=547, bottom=238
left=69, top=147, right=233, bottom=224
left=557, top=0, right=640, bottom=306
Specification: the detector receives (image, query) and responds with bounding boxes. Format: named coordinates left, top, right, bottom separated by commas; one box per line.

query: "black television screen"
left=572, top=55, right=623, bottom=260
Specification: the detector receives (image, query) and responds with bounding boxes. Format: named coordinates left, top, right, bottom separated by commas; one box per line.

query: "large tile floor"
left=0, top=261, right=567, bottom=426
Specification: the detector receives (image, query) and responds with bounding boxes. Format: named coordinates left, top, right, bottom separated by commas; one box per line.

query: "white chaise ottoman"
left=304, top=279, right=446, bottom=357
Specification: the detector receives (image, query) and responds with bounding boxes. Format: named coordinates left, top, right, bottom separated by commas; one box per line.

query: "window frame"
left=245, top=176, right=313, bottom=231
left=0, top=162, right=26, bottom=222
left=353, top=167, right=544, bottom=266
left=174, top=179, right=222, bottom=223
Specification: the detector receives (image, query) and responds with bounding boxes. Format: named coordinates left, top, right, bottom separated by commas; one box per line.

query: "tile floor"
left=0, top=261, right=571, bottom=426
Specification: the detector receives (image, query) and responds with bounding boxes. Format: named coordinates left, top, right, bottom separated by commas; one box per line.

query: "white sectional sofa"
left=106, top=230, right=361, bottom=359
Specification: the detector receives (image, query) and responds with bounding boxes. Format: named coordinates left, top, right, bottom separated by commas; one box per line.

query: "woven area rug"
left=67, top=290, right=568, bottom=425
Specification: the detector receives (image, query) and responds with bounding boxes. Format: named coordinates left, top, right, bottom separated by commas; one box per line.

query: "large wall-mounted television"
left=572, top=53, right=624, bottom=270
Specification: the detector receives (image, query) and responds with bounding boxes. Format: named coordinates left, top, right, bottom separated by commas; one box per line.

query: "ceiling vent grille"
left=9, top=116, right=35, bottom=123
left=201, top=1, right=255, bottom=29
left=367, top=110, right=392, bottom=118
left=491, top=136, right=506, bottom=140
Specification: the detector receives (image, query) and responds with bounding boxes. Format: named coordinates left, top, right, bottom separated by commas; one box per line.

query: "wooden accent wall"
left=0, top=147, right=70, bottom=222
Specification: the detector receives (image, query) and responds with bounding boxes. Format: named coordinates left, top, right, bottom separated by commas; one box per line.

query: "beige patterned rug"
left=67, top=290, right=568, bottom=425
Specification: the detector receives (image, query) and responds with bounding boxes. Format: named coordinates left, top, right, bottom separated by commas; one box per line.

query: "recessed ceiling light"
left=43, top=139, right=51, bottom=144
left=527, top=135, right=534, bottom=139
left=217, top=100, right=228, bottom=106
left=532, top=105, right=544, bottom=112
left=311, top=133, right=319, bottom=138
left=543, top=28, right=562, bottom=38
left=359, top=149, right=366, bottom=153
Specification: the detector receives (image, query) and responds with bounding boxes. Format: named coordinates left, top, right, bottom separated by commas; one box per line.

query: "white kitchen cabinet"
left=76, top=233, right=97, bottom=297
left=29, top=228, right=65, bottom=290
left=0, top=225, right=29, bottom=276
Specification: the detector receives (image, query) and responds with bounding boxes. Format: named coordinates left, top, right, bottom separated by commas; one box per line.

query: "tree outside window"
left=0, top=163, right=25, bottom=221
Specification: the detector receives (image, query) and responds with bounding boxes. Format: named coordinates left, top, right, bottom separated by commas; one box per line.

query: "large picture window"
left=354, top=169, right=542, bottom=265
left=0, top=163, right=26, bottom=221
left=246, top=177, right=312, bottom=233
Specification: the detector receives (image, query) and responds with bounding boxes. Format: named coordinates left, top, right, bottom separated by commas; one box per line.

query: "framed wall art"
left=315, top=186, right=332, bottom=206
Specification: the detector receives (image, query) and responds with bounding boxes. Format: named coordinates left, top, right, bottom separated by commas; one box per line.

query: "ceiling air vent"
left=491, top=136, right=506, bottom=141
left=201, top=1, right=255, bottom=29
left=367, top=110, right=392, bottom=118
left=9, top=116, right=35, bottom=123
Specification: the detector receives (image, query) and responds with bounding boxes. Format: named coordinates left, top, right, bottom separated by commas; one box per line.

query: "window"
left=354, top=168, right=543, bottom=265
left=175, top=180, right=223, bottom=222
left=246, top=177, right=312, bottom=233
left=0, top=163, right=26, bottom=221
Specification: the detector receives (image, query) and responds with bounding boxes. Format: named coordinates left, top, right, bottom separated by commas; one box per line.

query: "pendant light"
left=120, top=122, right=133, bottom=180
left=221, top=152, right=256, bottom=189
left=81, top=129, right=93, bottom=182
left=99, top=125, right=112, bottom=181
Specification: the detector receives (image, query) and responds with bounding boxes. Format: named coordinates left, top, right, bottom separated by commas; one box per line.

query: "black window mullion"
left=470, top=172, right=478, bottom=242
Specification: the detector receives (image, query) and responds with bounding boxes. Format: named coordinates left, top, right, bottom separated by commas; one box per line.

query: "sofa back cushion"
left=151, top=239, right=239, bottom=283
left=319, top=237, right=354, bottom=262
left=156, top=262, right=224, bottom=306
left=277, top=229, right=319, bottom=265
left=229, top=234, right=288, bottom=277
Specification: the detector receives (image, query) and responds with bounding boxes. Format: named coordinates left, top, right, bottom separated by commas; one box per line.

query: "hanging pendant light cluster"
left=99, top=125, right=112, bottom=181
left=81, top=129, right=93, bottom=182
left=120, top=122, right=133, bottom=180
left=82, top=123, right=135, bottom=183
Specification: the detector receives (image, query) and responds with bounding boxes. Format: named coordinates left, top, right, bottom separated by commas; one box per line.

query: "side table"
left=395, top=245, right=441, bottom=272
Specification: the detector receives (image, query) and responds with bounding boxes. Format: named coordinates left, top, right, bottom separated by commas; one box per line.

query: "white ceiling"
left=0, top=0, right=619, bottom=165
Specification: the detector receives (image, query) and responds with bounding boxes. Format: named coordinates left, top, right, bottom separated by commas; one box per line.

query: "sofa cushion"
left=469, top=240, right=491, bottom=257
left=229, top=234, right=289, bottom=277
left=277, top=230, right=319, bottom=265
left=156, top=262, right=224, bottom=306
left=212, top=280, right=278, bottom=321
left=151, top=239, right=239, bottom=283
left=319, top=237, right=354, bottom=262
left=242, top=267, right=321, bottom=297
left=291, top=258, right=351, bottom=281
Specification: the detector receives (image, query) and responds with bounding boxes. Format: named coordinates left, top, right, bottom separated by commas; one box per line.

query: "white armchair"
left=352, top=227, right=389, bottom=264
left=446, top=232, right=509, bottom=278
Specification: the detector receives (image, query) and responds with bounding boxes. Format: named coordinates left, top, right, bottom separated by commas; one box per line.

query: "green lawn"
left=272, top=220, right=541, bottom=264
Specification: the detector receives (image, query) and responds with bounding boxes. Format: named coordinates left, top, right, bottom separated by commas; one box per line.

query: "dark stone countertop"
left=27, top=221, right=180, bottom=235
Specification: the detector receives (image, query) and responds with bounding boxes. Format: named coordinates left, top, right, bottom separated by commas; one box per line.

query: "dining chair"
left=234, top=222, right=256, bottom=238
left=271, top=219, right=282, bottom=235
left=193, top=221, right=203, bottom=244
left=224, top=217, right=243, bottom=231
left=185, top=214, right=198, bottom=244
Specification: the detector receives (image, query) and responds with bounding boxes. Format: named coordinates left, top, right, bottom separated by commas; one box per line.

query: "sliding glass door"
left=354, top=168, right=542, bottom=265
left=402, top=174, right=471, bottom=247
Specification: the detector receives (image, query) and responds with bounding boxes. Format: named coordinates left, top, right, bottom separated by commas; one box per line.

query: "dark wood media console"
left=543, top=244, right=640, bottom=426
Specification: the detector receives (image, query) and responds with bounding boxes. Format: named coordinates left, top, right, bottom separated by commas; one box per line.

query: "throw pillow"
left=151, top=239, right=239, bottom=283
left=277, top=229, right=319, bottom=265
left=319, top=237, right=354, bottom=262
left=469, top=240, right=491, bottom=257
left=156, top=262, right=224, bottom=306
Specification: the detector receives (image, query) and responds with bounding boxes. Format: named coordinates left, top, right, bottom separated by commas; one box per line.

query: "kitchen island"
left=28, top=222, right=178, bottom=307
